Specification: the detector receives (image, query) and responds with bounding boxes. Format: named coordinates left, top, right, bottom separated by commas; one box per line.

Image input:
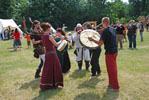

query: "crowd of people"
left=2, top=17, right=148, bottom=91
left=28, top=17, right=121, bottom=91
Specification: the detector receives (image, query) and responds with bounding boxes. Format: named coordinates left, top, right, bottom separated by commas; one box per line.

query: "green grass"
left=0, top=31, right=149, bottom=100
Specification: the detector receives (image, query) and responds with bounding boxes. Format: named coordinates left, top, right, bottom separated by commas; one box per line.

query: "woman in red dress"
left=40, top=23, right=63, bottom=90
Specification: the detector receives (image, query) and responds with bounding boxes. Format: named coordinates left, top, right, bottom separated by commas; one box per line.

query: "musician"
left=83, top=22, right=102, bottom=79
left=73, top=23, right=90, bottom=71
left=30, top=20, right=45, bottom=78
left=55, top=28, right=71, bottom=73
left=40, top=23, right=63, bottom=90
left=88, top=17, right=120, bottom=90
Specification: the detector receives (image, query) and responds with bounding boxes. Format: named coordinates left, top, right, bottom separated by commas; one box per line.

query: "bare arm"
left=31, top=39, right=41, bottom=44
left=88, top=37, right=104, bottom=46
left=49, top=36, right=62, bottom=47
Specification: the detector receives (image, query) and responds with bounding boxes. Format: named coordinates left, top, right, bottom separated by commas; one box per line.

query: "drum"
left=80, top=29, right=100, bottom=49
left=57, top=40, right=68, bottom=52
left=138, top=16, right=146, bottom=24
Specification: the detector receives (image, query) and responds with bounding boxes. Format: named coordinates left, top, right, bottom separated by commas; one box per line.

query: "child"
left=24, top=33, right=31, bottom=48
left=13, top=28, right=21, bottom=51
left=67, top=32, right=73, bottom=49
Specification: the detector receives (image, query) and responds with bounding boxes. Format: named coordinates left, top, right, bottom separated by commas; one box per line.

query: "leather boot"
left=85, top=61, right=90, bottom=71
left=35, top=69, right=41, bottom=79
left=78, top=61, right=82, bottom=70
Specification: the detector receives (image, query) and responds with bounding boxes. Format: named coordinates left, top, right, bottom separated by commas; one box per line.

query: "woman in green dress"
left=55, top=28, right=71, bottom=73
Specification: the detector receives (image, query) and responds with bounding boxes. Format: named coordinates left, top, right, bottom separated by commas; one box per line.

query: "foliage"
left=129, top=0, right=149, bottom=17
left=0, top=0, right=148, bottom=30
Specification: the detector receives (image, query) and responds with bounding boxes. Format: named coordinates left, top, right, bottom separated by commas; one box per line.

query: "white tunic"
left=73, top=32, right=90, bottom=61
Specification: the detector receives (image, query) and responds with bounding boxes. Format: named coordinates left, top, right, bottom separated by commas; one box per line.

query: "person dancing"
left=83, top=22, right=101, bottom=79
left=88, top=17, right=120, bottom=90
left=40, top=23, right=63, bottom=90
left=55, top=28, right=71, bottom=73
left=30, top=20, right=45, bottom=79
left=73, top=23, right=90, bottom=71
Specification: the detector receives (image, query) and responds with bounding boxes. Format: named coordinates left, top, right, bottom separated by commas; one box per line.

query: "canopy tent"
left=0, top=19, right=23, bottom=34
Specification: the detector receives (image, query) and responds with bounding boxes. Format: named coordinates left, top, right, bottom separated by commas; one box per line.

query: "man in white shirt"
left=73, top=23, right=90, bottom=70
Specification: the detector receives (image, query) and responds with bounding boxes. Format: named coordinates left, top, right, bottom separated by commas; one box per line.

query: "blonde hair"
left=102, top=17, right=110, bottom=24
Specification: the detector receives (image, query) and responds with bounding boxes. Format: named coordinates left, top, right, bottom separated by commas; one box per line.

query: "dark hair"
left=83, top=22, right=92, bottom=29
left=56, top=28, right=66, bottom=36
left=32, top=20, right=40, bottom=29
left=41, top=23, right=51, bottom=32
left=15, top=28, right=18, bottom=33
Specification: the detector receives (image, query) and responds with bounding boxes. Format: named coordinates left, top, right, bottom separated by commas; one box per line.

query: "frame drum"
left=57, top=40, right=68, bottom=52
left=80, top=29, right=100, bottom=49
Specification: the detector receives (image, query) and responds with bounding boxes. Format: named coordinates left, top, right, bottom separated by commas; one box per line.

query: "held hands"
left=39, top=40, right=42, bottom=43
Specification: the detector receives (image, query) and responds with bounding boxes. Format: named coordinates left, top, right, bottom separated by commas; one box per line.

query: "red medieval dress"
left=40, top=34, right=63, bottom=90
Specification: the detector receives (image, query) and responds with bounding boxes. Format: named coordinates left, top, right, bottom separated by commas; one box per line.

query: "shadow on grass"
left=69, top=69, right=88, bottom=79
left=9, top=50, right=16, bottom=52
left=102, top=88, right=119, bottom=100
left=20, top=79, right=40, bottom=90
left=128, top=48, right=138, bottom=50
left=74, top=92, right=100, bottom=100
left=7, top=47, right=13, bottom=49
left=32, top=88, right=62, bottom=100
left=78, top=78, right=104, bottom=89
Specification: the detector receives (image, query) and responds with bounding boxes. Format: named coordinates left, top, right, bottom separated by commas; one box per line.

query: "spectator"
left=122, top=23, right=127, bottom=42
left=115, top=21, right=125, bottom=49
left=139, top=22, right=144, bottom=42
left=24, top=33, right=31, bottom=48
left=127, top=20, right=138, bottom=49
left=67, top=32, right=73, bottom=49
left=13, top=28, right=21, bottom=51
left=146, top=22, right=149, bottom=32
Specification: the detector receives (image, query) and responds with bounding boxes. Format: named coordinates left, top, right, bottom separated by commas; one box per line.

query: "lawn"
left=0, top=31, right=149, bottom=100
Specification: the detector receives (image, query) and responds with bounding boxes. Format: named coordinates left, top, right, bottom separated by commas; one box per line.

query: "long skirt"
left=40, top=53, right=63, bottom=90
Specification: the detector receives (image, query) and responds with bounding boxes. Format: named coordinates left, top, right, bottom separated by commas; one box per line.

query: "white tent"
left=0, top=19, right=23, bottom=34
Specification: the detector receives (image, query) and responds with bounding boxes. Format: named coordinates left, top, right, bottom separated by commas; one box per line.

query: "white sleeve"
left=73, top=32, right=79, bottom=42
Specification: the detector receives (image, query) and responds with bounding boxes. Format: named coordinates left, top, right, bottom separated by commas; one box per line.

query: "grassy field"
left=0, top=31, right=149, bottom=100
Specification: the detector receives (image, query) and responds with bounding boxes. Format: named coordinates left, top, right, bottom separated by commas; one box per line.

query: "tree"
left=129, top=0, right=149, bottom=17
left=0, top=0, right=13, bottom=19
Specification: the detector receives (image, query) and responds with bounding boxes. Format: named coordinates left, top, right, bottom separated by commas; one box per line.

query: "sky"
left=107, top=0, right=129, bottom=3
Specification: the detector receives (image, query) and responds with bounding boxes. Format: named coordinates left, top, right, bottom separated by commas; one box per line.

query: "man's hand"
left=88, top=37, right=94, bottom=41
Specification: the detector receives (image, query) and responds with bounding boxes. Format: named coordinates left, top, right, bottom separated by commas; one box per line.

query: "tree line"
left=0, top=0, right=149, bottom=31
